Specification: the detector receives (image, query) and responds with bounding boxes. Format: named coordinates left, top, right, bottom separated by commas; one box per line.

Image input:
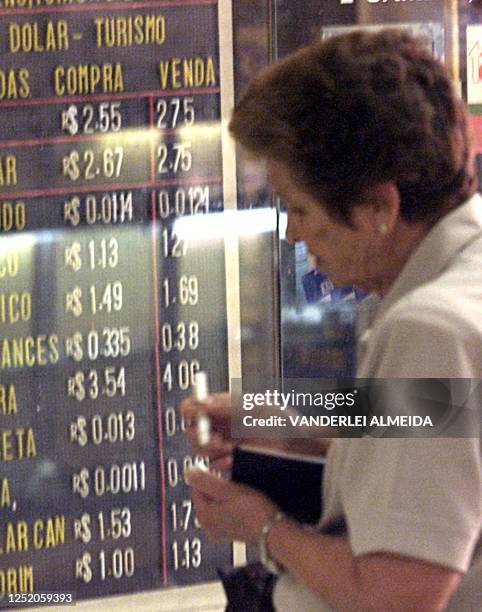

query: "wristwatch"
left=258, top=511, right=285, bottom=575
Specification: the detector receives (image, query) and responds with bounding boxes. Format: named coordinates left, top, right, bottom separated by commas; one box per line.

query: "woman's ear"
left=351, top=182, right=401, bottom=237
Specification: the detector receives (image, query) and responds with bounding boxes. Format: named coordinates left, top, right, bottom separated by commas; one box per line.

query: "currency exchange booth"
left=0, top=1, right=480, bottom=611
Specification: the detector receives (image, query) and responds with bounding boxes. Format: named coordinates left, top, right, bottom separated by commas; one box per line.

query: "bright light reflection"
left=279, top=211, right=287, bottom=240
left=282, top=305, right=324, bottom=324
left=173, top=207, right=277, bottom=241
left=0, top=232, right=36, bottom=254
left=98, top=122, right=221, bottom=146
left=176, top=123, right=220, bottom=142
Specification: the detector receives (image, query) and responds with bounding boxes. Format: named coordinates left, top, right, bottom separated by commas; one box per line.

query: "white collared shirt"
left=358, top=193, right=482, bottom=378
left=273, top=195, right=482, bottom=612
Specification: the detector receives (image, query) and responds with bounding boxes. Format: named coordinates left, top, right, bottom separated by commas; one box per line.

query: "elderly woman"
left=182, top=31, right=482, bottom=611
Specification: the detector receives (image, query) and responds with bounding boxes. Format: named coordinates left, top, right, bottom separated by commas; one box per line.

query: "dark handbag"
left=217, top=562, right=277, bottom=612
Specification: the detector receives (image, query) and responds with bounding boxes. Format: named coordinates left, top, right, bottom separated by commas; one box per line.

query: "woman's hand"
left=180, top=392, right=236, bottom=470
left=181, top=391, right=333, bottom=470
left=186, top=468, right=279, bottom=544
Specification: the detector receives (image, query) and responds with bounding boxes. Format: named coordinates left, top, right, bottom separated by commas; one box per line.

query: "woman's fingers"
left=210, top=454, right=233, bottom=471
left=180, top=393, right=234, bottom=455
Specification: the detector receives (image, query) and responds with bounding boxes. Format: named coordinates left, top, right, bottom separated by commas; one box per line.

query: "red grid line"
left=148, top=96, right=156, bottom=183
left=0, top=127, right=181, bottom=149
left=0, top=88, right=220, bottom=109
left=150, top=188, right=168, bottom=585
left=0, top=174, right=222, bottom=200
left=0, top=0, right=217, bottom=17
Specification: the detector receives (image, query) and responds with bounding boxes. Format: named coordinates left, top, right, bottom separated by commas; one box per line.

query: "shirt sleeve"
left=342, top=438, right=482, bottom=572
left=347, top=301, right=482, bottom=572
left=368, top=302, right=480, bottom=378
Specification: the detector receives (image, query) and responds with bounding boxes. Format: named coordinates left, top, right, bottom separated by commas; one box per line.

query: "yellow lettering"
left=117, top=17, right=127, bottom=47
left=0, top=292, right=31, bottom=324
left=158, top=56, right=216, bottom=90
left=33, top=521, right=42, bottom=549
left=172, top=58, right=181, bottom=89
left=54, top=66, right=64, bottom=95
left=45, top=516, right=65, bottom=548
left=183, top=58, right=193, bottom=88
left=49, top=334, right=59, bottom=363
left=1, top=430, right=13, bottom=460
left=0, top=479, right=11, bottom=507
left=18, top=522, right=27, bottom=551
left=94, top=14, right=165, bottom=48
left=5, top=524, right=15, bottom=552
left=26, top=427, right=36, bottom=457
left=94, top=18, right=103, bottom=47
left=205, top=56, right=215, bottom=86
left=0, top=201, right=26, bottom=232
left=44, top=21, right=54, bottom=50
left=159, top=61, right=169, bottom=89
left=0, top=155, right=17, bottom=186
left=89, top=64, right=100, bottom=92
left=54, top=63, right=124, bottom=96
left=19, top=565, right=33, bottom=592
left=15, top=428, right=24, bottom=458
left=1, top=339, right=11, bottom=368
left=113, top=63, right=123, bottom=92
left=34, top=515, right=65, bottom=550
left=3, top=521, right=28, bottom=553
left=133, top=15, right=144, bottom=44
left=1, top=335, right=60, bottom=369
left=0, top=385, right=17, bottom=416
left=9, top=19, right=69, bottom=53
left=0, top=565, right=33, bottom=594
left=7, top=71, right=17, bottom=99
left=0, top=69, right=30, bottom=100
left=0, top=427, right=36, bottom=460
left=24, top=337, right=34, bottom=367
left=36, top=334, right=46, bottom=365
left=0, top=253, right=19, bottom=279
left=18, top=69, right=29, bottom=97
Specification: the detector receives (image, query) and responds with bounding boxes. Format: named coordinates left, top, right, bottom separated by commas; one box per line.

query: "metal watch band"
left=258, top=510, right=285, bottom=575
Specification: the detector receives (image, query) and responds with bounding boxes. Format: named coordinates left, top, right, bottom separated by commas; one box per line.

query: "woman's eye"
left=291, top=208, right=305, bottom=218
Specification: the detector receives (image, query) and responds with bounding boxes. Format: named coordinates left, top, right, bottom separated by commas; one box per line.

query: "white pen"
left=193, top=371, right=211, bottom=447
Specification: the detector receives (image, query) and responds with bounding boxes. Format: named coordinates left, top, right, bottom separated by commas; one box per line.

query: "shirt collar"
left=374, top=193, right=482, bottom=322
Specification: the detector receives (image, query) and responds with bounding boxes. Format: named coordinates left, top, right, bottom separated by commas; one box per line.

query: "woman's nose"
left=285, top=216, right=300, bottom=244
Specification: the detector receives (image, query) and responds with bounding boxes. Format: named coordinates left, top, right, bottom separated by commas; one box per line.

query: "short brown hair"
left=229, top=30, right=476, bottom=223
